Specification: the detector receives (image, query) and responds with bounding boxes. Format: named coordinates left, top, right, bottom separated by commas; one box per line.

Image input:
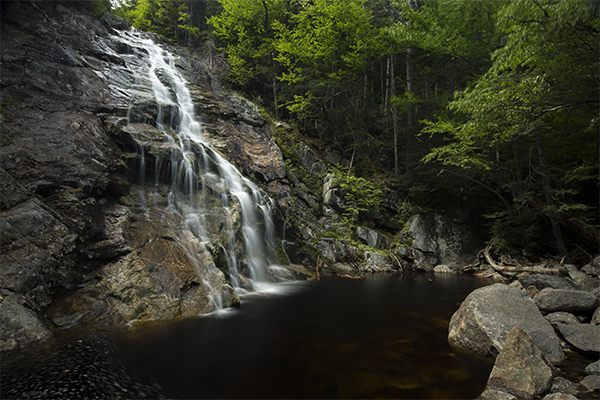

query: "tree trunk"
left=447, top=67, right=454, bottom=120
left=405, top=46, right=416, bottom=181
left=391, top=54, right=399, bottom=176
left=535, top=129, right=571, bottom=262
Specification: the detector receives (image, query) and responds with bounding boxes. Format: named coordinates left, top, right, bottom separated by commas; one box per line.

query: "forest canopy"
left=112, top=0, right=599, bottom=259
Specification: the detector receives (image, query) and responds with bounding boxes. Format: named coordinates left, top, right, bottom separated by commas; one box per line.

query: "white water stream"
left=109, top=29, right=283, bottom=304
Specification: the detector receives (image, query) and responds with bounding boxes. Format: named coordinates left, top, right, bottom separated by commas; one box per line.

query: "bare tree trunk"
left=405, top=46, right=416, bottom=181
left=447, top=68, right=454, bottom=120
left=535, top=130, right=571, bottom=262
left=391, top=54, right=399, bottom=176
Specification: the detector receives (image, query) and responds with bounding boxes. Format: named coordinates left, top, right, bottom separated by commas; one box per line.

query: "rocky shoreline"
left=449, top=258, right=600, bottom=399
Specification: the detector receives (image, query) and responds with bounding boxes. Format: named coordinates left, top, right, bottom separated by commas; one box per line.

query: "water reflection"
left=1, top=273, right=494, bottom=399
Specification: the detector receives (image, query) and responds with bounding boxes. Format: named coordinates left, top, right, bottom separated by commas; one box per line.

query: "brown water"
left=2, top=272, right=494, bottom=399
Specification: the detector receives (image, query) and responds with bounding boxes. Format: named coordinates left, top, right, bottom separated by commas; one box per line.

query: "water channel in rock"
left=1, top=272, right=494, bottom=399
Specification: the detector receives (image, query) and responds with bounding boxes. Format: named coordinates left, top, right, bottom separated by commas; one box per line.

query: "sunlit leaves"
left=207, top=0, right=289, bottom=85
left=426, top=0, right=599, bottom=167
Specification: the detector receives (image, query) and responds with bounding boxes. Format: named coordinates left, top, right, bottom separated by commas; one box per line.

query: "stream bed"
left=2, top=272, right=494, bottom=399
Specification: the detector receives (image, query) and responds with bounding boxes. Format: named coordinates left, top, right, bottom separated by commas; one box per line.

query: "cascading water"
left=110, top=29, right=284, bottom=304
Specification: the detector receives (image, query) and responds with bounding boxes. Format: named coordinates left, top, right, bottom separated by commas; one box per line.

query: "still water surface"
left=2, top=272, right=494, bottom=399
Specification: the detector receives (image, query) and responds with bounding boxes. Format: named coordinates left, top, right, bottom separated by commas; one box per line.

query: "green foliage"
left=332, top=167, right=385, bottom=224
left=208, top=0, right=289, bottom=86
left=114, top=0, right=204, bottom=44
left=422, top=0, right=599, bottom=254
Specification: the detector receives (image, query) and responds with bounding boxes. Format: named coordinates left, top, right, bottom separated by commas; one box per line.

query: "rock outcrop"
left=0, top=2, right=292, bottom=352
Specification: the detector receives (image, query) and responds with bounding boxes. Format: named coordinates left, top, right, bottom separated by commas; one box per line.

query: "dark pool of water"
left=2, top=272, right=494, bottom=399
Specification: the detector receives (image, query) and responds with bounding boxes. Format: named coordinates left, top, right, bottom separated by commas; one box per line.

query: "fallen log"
left=482, top=245, right=568, bottom=276
left=339, top=274, right=362, bottom=280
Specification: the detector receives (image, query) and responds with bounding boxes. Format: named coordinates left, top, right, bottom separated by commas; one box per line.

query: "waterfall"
left=110, top=29, right=282, bottom=300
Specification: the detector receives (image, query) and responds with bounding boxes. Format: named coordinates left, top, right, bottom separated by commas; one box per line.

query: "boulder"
left=544, top=312, right=580, bottom=326
left=581, top=256, right=600, bottom=277
left=266, top=264, right=311, bottom=281
left=322, top=174, right=347, bottom=213
left=412, top=249, right=438, bottom=271
left=100, top=12, right=131, bottom=30
left=565, top=265, right=599, bottom=292
left=585, top=359, right=600, bottom=375
left=542, top=394, right=578, bottom=400
left=477, top=389, right=517, bottom=400
left=359, top=251, right=396, bottom=273
left=485, top=327, right=553, bottom=399
left=553, top=323, right=600, bottom=355
left=434, top=265, right=454, bottom=273
left=577, top=375, right=600, bottom=393
left=592, top=308, right=600, bottom=325
left=448, top=283, right=564, bottom=365
left=0, top=293, right=52, bottom=352
left=517, top=274, right=579, bottom=291
left=317, top=238, right=360, bottom=266
left=549, top=377, right=578, bottom=396
left=324, top=262, right=356, bottom=276
left=536, top=288, right=599, bottom=314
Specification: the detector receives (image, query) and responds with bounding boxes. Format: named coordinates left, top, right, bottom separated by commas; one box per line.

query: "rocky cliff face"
left=0, top=2, right=293, bottom=352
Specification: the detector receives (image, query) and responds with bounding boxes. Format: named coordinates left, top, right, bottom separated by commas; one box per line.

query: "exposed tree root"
left=481, top=245, right=568, bottom=277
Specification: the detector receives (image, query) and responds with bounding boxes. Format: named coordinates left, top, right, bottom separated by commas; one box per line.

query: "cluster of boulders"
left=447, top=257, right=600, bottom=399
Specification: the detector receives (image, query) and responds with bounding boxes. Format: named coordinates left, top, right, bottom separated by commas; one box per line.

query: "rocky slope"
left=0, top=2, right=293, bottom=352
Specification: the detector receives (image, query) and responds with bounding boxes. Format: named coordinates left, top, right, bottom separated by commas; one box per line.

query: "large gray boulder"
left=448, top=283, right=564, bottom=365
left=485, top=327, right=553, bottom=399
left=536, top=288, right=599, bottom=314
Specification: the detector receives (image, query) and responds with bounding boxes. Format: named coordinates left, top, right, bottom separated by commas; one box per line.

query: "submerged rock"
left=448, top=283, right=564, bottom=365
